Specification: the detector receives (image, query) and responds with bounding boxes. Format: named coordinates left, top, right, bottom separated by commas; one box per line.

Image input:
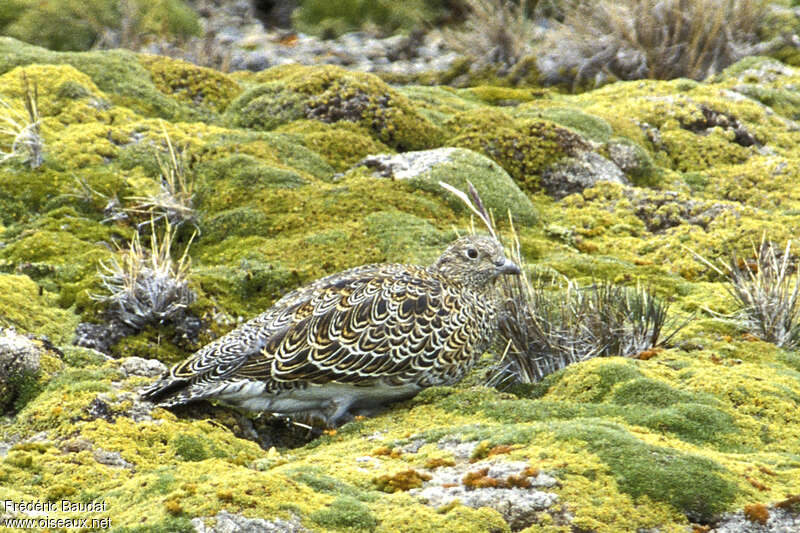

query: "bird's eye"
left=466, top=248, right=478, bottom=260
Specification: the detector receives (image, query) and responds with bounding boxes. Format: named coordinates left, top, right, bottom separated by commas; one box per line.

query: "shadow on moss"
left=555, top=421, right=738, bottom=523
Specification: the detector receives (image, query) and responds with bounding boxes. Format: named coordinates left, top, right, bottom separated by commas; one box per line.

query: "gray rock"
left=607, top=142, right=647, bottom=176
left=710, top=507, right=800, bottom=533
left=192, top=510, right=307, bottom=533
left=94, top=449, right=134, bottom=469
left=411, top=459, right=559, bottom=530
left=0, top=328, right=41, bottom=375
left=119, top=357, right=168, bottom=378
left=437, top=437, right=479, bottom=460
left=398, top=438, right=426, bottom=454
left=0, top=328, right=43, bottom=411
left=541, top=150, right=629, bottom=199
left=359, top=148, right=460, bottom=180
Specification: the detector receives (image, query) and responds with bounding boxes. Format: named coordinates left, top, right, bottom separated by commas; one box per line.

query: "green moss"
left=111, top=326, right=196, bottom=365
left=780, top=351, right=800, bottom=373
left=226, top=65, right=442, bottom=151
left=138, top=55, right=242, bottom=114
left=112, top=516, right=195, bottom=533
left=195, top=154, right=310, bottom=213
left=192, top=261, right=300, bottom=318
left=0, top=224, right=116, bottom=310
left=554, top=421, right=738, bottom=522
left=2, top=0, right=199, bottom=52
left=277, top=120, right=393, bottom=172
left=610, top=378, right=703, bottom=408
left=0, top=275, right=78, bottom=345
left=310, top=496, right=379, bottom=531
left=292, top=0, right=436, bottom=38
left=55, top=79, right=93, bottom=100
left=518, top=106, right=614, bottom=143
left=450, top=118, right=589, bottom=193
left=1, top=0, right=113, bottom=51
left=291, top=468, right=377, bottom=502
left=61, top=346, right=108, bottom=368
left=363, top=210, right=453, bottom=265
left=732, top=84, right=800, bottom=121
left=0, top=37, right=211, bottom=121
left=660, top=128, right=752, bottom=172
left=547, top=358, right=643, bottom=403
left=465, top=86, right=543, bottom=106
left=172, top=434, right=210, bottom=462
left=225, top=82, right=307, bottom=131
left=201, top=207, right=273, bottom=242
left=638, top=403, right=735, bottom=447
left=1, top=369, right=42, bottom=414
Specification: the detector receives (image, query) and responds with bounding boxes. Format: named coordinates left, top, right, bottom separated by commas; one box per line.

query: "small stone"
left=191, top=510, right=308, bottom=533
left=119, top=357, right=168, bottom=378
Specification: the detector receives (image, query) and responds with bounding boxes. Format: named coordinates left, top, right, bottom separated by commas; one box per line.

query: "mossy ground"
left=1, top=40, right=800, bottom=532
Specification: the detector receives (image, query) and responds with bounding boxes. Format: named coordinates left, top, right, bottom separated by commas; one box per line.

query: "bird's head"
left=429, top=234, right=521, bottom=288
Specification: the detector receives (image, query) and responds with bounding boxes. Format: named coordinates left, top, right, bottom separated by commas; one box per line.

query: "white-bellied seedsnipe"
left=140, top=234, right=520, bottom=427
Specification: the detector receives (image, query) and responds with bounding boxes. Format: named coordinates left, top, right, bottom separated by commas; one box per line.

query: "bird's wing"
left=142, top=263, right=479, bottom=403
left=162, top=264, right=392, bottom=383
left=235, top=264, right=477, bottom=386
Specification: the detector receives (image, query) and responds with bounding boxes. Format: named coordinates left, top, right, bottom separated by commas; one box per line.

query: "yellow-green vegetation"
left=0, top=0, right=200, bottom=52
left=138, top=55, right=242, bottom=114
left=292, top=0, right=441, bottom=39
left=226, top=64, right=443, bottom=151
left=1, top=37, right=800, bottom=532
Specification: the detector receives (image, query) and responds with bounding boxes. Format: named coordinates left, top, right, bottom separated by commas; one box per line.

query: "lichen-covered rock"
left=0, top=328, right=63, bottom=414
left=356, top=147, right=538, bottom=225
left=412, top=460, right=560, bottom=530
left=540, top=150, right=630, bottom=199
left=449, top=117, right=591, bottom=193
left=192, top=511, right=308, bottom=533
left=0, top=329, right=42, bottom=413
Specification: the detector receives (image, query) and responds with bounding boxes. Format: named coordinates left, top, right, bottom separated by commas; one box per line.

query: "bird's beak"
left=496, top=258, right=521, bottom=276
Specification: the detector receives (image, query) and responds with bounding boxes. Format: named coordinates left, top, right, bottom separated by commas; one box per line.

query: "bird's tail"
left=138, top=376, right=193, bottom=407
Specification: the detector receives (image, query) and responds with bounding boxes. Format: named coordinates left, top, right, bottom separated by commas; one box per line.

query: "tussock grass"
left=0, top=71, right=43, bottom=169
left=440, top=0, right=542, bottom=76
left=539, top=0, right=773, bottom=87
left=91, top=221, right=196, bottom=330
left=127, top=124, right=197, bottom=231
left=692, top=235, right=800, bottom=349
left=493, top=275, right=681, bottom=386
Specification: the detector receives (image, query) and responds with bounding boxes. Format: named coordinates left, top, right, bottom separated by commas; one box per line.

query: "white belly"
left=214, top=380, right=422, bottom=423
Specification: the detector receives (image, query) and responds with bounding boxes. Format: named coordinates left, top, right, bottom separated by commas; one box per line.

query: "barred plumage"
left=140, top=234, right=520, bottom=426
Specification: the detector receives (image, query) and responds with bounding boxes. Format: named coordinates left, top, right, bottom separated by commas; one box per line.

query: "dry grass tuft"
left=439, top=182, right=684, bottom=387
left=726, top=238, right=800, bottom=348
left=538, top=0, right=774, bottom=88
left=0, top=71, right=43, bottom=169
left=493, top=274, right=682, bottom=386
left=687, top=235, right=800, bottom=349
left=91, top=221, right=196, bottom=330
left=440, top=0, right=542, bottom=76
left=489, top=213, right=686, bottom=386
left=127, top=124, right=196, bottom=231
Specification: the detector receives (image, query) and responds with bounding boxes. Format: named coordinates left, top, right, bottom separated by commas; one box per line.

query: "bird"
left=139, top=234, right=521, bottom=427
